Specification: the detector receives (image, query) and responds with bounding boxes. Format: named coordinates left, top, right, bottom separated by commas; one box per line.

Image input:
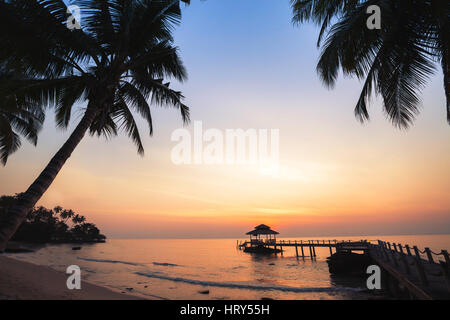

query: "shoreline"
left=0, top=255, right=147, bottom=300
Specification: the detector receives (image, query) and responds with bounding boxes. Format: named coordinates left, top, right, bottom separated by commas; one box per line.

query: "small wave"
left=152, top=262, right=181, bottom=267
left=77, top=257, right=140, bottom=266
left=231, top=265, right=246, bottom=270
left=135, top=272, right=364, bottom=293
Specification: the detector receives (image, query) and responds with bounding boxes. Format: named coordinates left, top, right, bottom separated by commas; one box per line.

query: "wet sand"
left=0, top=255, right=146, bottom=300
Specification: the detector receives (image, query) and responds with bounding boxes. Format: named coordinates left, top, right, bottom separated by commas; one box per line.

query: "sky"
left=1, top=0, right=449, bottom=238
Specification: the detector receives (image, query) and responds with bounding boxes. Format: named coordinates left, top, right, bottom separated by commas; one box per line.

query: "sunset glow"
left=1, top=0, right=449, bottom=239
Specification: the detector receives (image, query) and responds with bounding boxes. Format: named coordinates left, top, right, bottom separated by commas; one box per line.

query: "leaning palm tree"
left=0, top=0, right=190, bottom=251
left=291, top=0, right=449, bottom=127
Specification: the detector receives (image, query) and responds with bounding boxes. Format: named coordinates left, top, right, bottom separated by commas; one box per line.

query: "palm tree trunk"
left=0, top=105, right=99, bottom=251
left=444, top=52, right=450, bottom=124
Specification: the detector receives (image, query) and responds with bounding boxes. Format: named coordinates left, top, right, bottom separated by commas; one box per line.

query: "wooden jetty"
left=236, top=227, right=450, bottom=300
left=368, top=240, right=450, bottom=300
left=237, top=238, right=351, bottom=258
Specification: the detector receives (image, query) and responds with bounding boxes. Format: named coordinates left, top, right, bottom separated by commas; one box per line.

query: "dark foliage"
left=291, top=0, right=449, bottom=128
left=0, top=0, right=190, bottom=164
left=0, top=194, right=106, bottom=243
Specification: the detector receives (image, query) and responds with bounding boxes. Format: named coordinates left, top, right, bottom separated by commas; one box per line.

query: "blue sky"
left=1, top=0, right=449, bottom=238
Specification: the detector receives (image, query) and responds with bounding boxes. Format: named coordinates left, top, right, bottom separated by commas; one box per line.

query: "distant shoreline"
left=104, top=233, right=450, bottom=240
left=0, top=255, right=146, bottom=300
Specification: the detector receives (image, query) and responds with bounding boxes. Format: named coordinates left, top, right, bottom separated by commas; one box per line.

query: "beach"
left=1, top=236, right=448, bottom=300
left=0, top=255, right=145, bottom=300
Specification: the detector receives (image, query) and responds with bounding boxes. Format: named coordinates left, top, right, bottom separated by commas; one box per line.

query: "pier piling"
left=405, top=244, right=412, bottom=256
left=236, top=237, right=449, bottom=299
left=308, top=241, right=313, bottom=260
left=425, top=248, right=434, bottom=264
left=442, top=250, right=450, bottom=266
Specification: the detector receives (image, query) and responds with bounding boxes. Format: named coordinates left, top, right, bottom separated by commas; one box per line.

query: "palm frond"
left=294, top=0, right=445, bottom=126
left=0, top=117, right=21, bottom=165
left=0, top=0, right=189, bottom=164
left=130, top=71, right=189, bottom=124
left=119, top=81, right=153, bottom=135
left=111, top=95, right=144, bottom=155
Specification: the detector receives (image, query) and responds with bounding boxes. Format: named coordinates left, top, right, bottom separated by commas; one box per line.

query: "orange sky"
left=0, top=1, right=449, bottom=238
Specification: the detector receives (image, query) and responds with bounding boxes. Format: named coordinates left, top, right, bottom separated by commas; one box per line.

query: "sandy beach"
left=0, top=255, right=145, bottom=300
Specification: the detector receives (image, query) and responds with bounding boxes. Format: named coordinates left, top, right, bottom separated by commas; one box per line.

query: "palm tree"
left=59, top=209, right=75, bottom=224
left=71, top=214, right=86, bottom=226
left=291, top=0, right=449, bottom=127
left=0, top=0, right=190, bottom=251
left=0, top=67, right=45, bottom=165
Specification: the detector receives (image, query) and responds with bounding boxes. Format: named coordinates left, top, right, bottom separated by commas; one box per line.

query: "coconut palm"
left=0, top=0, right=190, bottom=251
left=71, top=214, right=86, bottom=225
left=291, top=0, right=449, bottom=127
left=59, top=209, right=75, bottom=224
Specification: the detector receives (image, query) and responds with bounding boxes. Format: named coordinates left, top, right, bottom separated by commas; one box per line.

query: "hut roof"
left=246, top=224, right=279, bottom=235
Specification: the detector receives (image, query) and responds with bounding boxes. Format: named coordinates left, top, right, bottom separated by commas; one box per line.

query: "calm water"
left=7, top=234, right=450, bottom=300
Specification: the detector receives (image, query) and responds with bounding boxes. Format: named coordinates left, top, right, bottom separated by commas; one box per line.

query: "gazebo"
left=246, top=224, right=279, bottom=245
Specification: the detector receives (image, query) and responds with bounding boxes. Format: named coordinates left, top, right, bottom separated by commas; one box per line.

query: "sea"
left=6, top=234, right=450, bottom=300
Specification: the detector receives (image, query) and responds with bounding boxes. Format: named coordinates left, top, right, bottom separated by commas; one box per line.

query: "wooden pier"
left=237, top=239, right=359, bottom=258
left=236, top=238, right=450, bottom=300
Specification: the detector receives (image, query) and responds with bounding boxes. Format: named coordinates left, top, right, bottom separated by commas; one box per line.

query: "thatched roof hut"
left=246, top=224, right=279, bottom=243
left=246, top=224, right=279, bottom=236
